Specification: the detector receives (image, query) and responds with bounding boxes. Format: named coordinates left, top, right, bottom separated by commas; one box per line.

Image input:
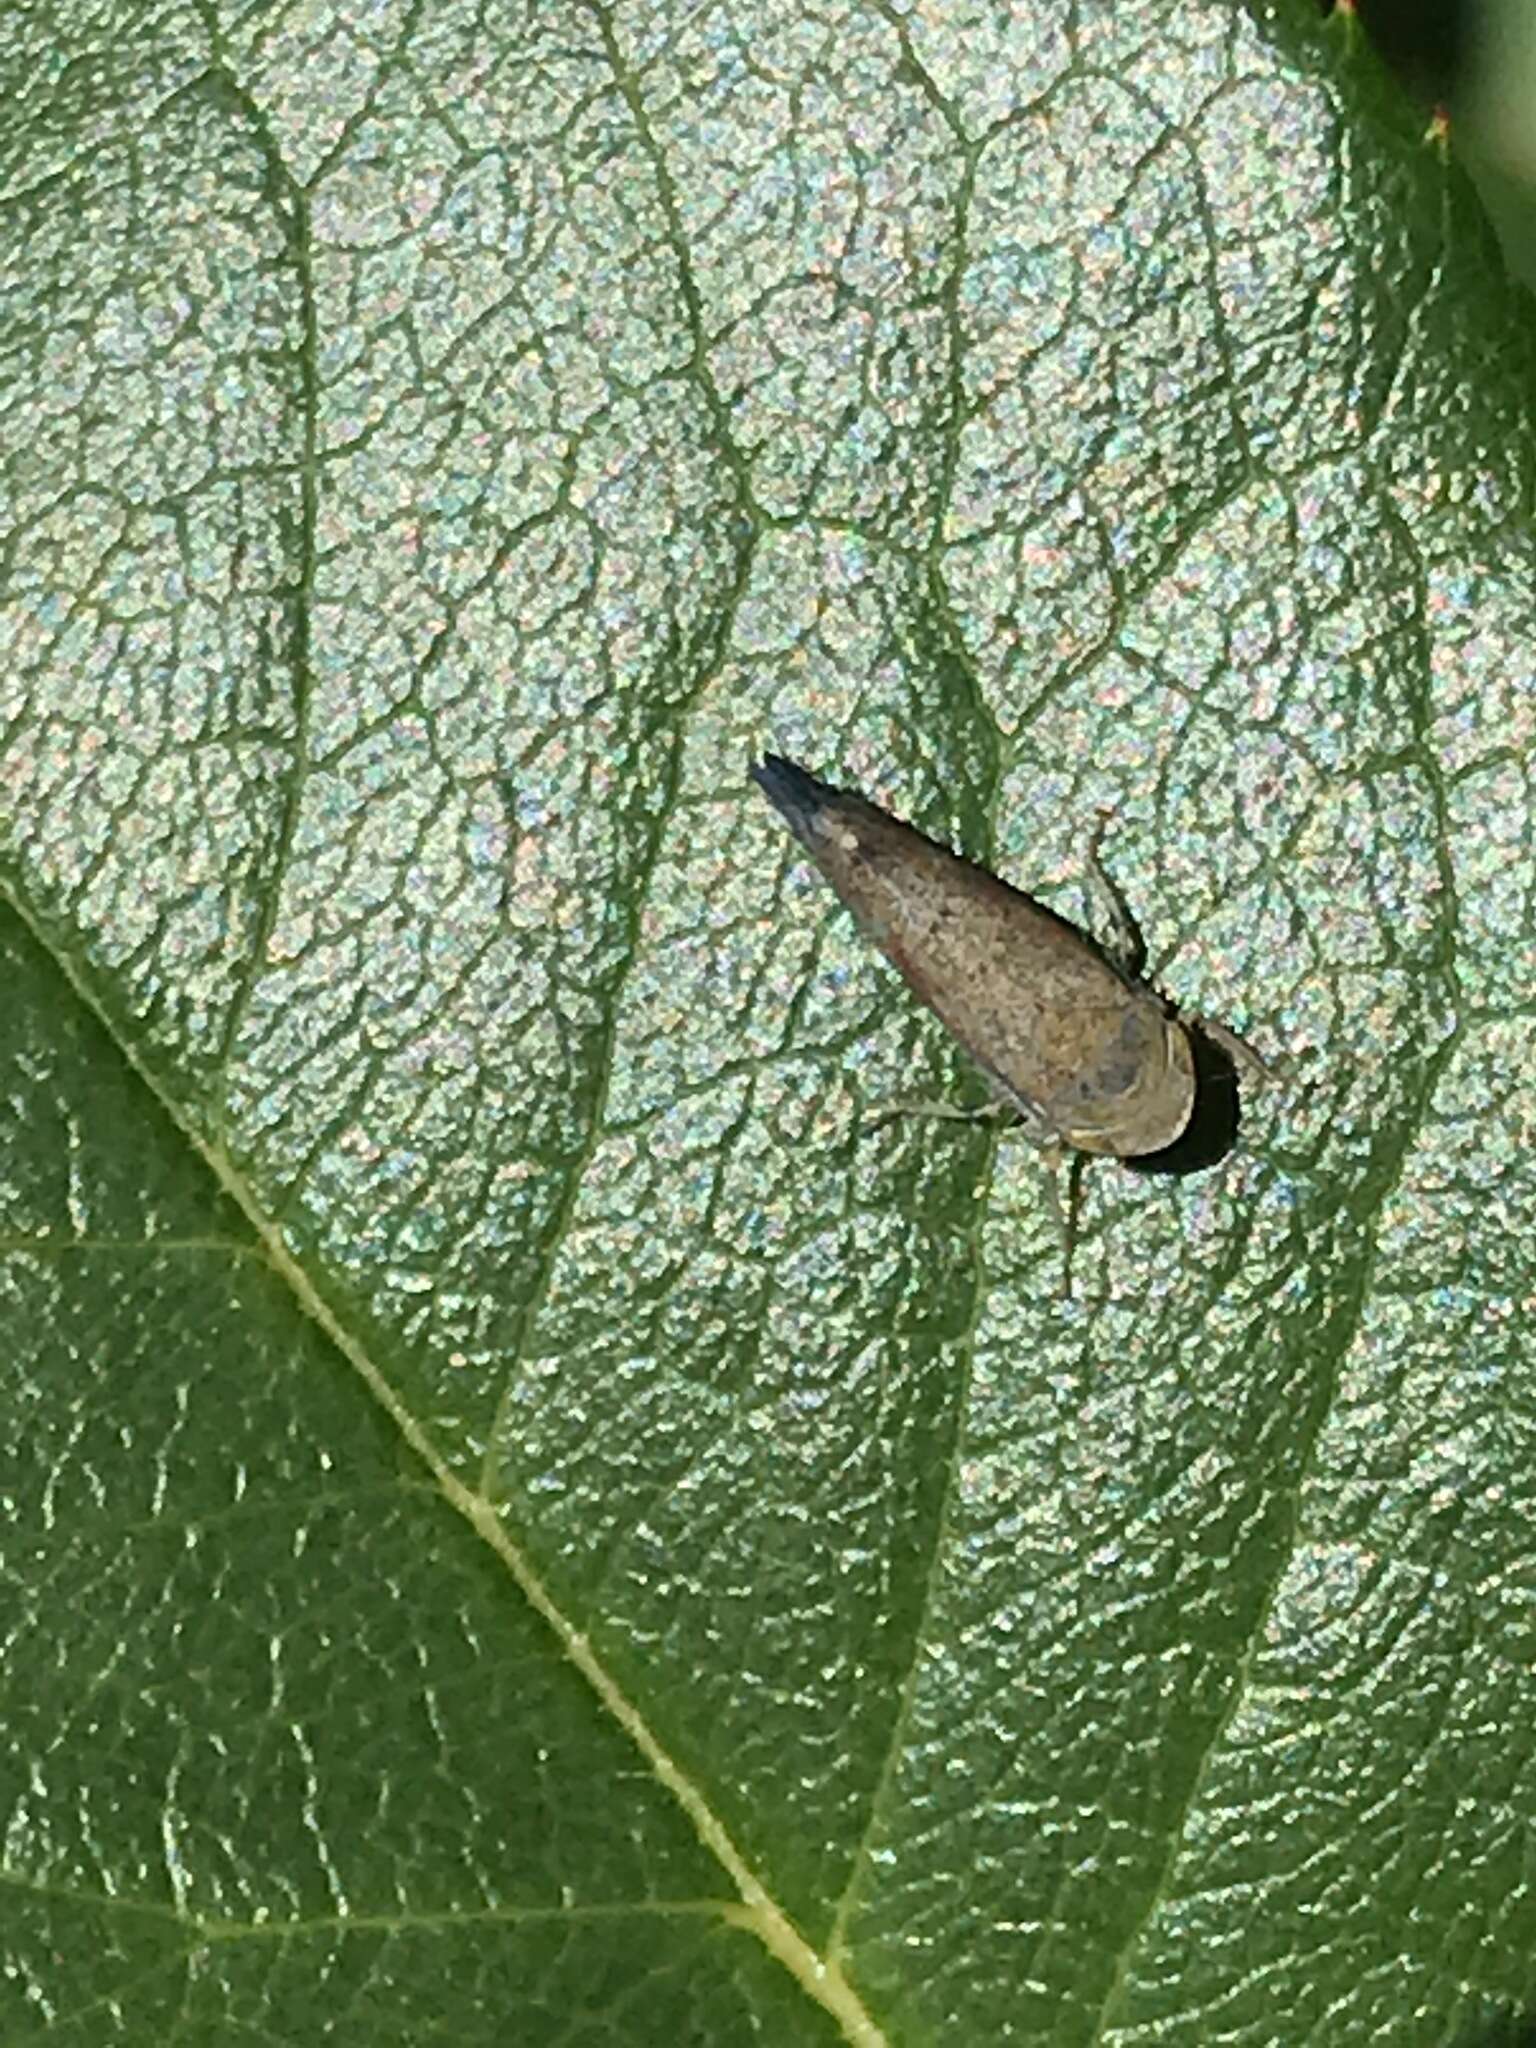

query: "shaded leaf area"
left=0, top=905, right=853, bottom=2042
left=6, top=0, right=1536, bottom=2042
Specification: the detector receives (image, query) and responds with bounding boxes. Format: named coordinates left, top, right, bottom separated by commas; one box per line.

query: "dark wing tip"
left=750, top=754, right=838, bottom=842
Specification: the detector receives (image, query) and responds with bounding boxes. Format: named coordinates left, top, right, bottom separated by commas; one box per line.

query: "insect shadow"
left=1123, top=1017, right=1241, bottom=1176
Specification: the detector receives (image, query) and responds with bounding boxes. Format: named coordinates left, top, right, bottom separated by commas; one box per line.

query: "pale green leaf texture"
left=3, top=1, right=1535, bottom=2042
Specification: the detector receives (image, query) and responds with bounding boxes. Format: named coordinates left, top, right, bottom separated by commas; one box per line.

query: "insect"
left=751, top=754, right=1246, bottom=1176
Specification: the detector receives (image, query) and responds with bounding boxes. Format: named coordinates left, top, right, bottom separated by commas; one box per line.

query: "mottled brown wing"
left=752, top=756, right=1193, bottom=1157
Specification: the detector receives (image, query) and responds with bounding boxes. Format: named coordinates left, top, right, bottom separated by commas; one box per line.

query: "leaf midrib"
left=0, top=872, right=894, bottom=2047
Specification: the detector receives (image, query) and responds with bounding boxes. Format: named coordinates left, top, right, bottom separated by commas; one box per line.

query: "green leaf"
left=4, top=2, right=1534, bottom=2041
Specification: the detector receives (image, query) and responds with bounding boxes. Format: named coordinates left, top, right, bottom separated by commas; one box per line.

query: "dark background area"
left=1352, top=0, right=1477, bottom=99
left=1342, top=0, right=1536, bottom=294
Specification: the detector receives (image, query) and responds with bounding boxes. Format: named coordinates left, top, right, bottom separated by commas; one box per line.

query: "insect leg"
left=860, top=1096, right=1018, bottom=1137
left=864, top=1093, right=1084, bottom=1295
left=1191, top=1014, right=1271, bottom=1084
left=1001, top=1141, right=1080, bottom=1298
left=1059, top=1152, right=1087, bottom=1299
left=1083, top=812, right=1147, bottom=978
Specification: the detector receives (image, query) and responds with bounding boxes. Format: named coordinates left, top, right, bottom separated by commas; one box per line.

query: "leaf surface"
left=4, top=2, right=1535, bottom=2041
